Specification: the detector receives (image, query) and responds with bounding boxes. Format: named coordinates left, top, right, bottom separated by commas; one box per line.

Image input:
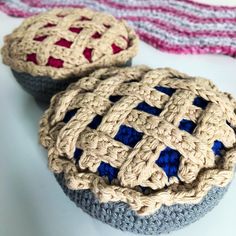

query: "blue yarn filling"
left=63, top=108, right=78, bottom=123
left=74, top=148, right=83, bottom=163
left=179, top=119, right=197, bottom=134
left=98, top=161, right=118, bottom=183
left=88, top=115, right=102, bottom=129
left=193, top=96, right=208, bottom=109
left=212, top=140, right=225, bottom=156
left=136, top=102, right=162, bottom=116
left=109, top=95, right=122, bottom=103
left=155, top=86, right=176, bottom=96
left=156, top=147, right=181, bottom=178
left=139, top=186, right=148, bottom=194
left=114, top=125, right=143, bottom=148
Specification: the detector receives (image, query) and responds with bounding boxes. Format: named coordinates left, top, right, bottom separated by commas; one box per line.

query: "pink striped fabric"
left=1, top=0, right=236, bottom=57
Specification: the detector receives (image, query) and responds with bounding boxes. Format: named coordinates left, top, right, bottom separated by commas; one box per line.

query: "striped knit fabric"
left=1, top=0, right=236, bottom=57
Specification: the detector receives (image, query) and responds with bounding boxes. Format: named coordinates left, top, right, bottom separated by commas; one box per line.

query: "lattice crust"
left=1, top=8, right=138, bottom=80
left=39, top=66, right=236, bottom=215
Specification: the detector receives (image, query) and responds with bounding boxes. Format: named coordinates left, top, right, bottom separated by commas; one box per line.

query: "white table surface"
left=1, top=11, right=236, bottom=236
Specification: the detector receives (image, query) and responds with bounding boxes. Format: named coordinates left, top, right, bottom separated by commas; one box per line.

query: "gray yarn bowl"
left=12, top=59, right=132, bottom=105
left=55, top=173, right=227, bottom=235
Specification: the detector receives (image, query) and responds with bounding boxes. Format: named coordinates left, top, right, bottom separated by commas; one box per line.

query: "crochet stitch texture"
left=1, top=0, right=236, bottom=57
left=39, top=66, right=236, bottom=216
left=1, top=8, right=138, bottom=79
left=55, top=173, right=227, bottom=235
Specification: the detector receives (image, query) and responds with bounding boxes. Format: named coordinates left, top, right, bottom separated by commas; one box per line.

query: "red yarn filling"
left=43, top=23, right=56, bottom=28
left=69, top=27, right=83, bottom=34
left=111, top=43, right=123, bottom=54
left=46, top=56, right=64, bottom=68
left=83, top=48, right=93, bottom=62
left=120, top=35, right=128, bottom=41
left=128, top=39, right=132, bottom=47
left=33, top=35, right=48, bottom=42
left=80, top=16, right=91, bottom=21
left=92, top=32, right=102, bottom=39
left=103, top=24, right=111, bottom=28
left=57, top=14, right=66, bottom=18
left=26, top=53, right=37, bottom=64
left=55, top=38, right=73, bottom=48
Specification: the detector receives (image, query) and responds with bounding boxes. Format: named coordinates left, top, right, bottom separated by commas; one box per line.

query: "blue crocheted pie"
left=39, top=66, right=236, bottom=234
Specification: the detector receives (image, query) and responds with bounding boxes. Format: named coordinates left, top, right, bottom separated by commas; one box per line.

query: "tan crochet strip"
left=39, top=66, right=236, bottom=215
left=1, top=8, right=138, bottom=79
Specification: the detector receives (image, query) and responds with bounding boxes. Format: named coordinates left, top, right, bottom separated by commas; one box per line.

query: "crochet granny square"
left=39, top=66, right=236, bottom=234
left=1, top=8, right=138, bottom=103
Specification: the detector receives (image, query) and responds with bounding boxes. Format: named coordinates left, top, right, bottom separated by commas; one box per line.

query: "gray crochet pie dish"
left=1, top=8, right=138, bottom=104
left=55, top=173, right=227, bottom=235
left=11, top=60, right=131, bottom=104
left=39, top=66, right=236, bottom=235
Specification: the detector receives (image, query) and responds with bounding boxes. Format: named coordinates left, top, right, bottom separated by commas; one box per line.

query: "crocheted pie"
left=1, top=8, right=138, bottom=103
left=39, top=66, right=236, bottom=235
